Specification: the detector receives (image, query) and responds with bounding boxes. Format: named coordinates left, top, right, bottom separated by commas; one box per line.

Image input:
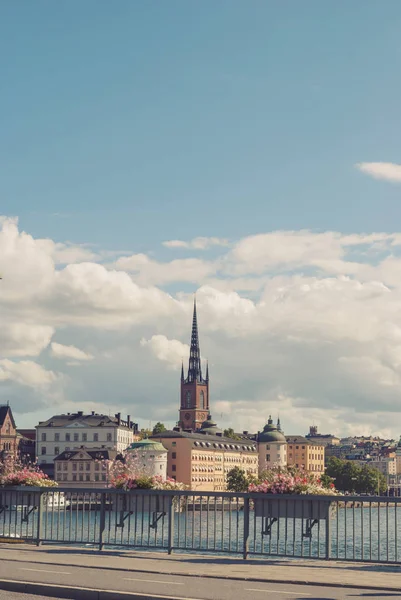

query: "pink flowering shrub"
left=249, top=466, right=338, bottom=496
left=106, top=453, right=186, bottom=491
left=0, top=455, right=58, bottom=488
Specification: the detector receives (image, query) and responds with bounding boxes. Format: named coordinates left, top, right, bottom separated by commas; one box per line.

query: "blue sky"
left=4, top=2, right=401, bottom=436
left=2, top=1, right=401, bottom=253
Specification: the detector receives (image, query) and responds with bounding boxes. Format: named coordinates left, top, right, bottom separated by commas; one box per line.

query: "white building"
left=126, top=439, right=168, bottom=478
left=396, top=438, right=401, bottom=475
left=257, top=416, right=287, bottom=474
left=36, top=411, right=138, bottom=475
left=369, top=457, right=397, bottom=477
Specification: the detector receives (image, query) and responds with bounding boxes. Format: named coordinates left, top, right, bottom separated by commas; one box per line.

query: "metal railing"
left=0, top=487, right=400, bottom=563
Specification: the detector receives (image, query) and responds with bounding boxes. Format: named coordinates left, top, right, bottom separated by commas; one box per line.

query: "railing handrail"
left=1, top=485, right=401, bottom=503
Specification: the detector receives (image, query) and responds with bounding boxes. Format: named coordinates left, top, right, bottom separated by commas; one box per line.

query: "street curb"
left=0, top=579, right=200, bottom=600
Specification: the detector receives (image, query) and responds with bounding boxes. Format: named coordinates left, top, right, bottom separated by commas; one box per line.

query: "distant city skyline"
left=2, top=3, right=401, bottom=436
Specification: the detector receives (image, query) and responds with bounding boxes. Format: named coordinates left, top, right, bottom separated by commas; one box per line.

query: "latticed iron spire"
left=185, top=297, right=206, bottom=383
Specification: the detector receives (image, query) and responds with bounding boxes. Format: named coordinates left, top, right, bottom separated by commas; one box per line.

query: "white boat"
left=43, top=492, right=70, bottom=509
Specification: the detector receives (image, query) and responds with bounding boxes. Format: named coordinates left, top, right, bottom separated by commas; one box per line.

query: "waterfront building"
left=179, top=299, right=210, bottom=431
left=0, top=405, right=18, bottom=456
left=396, top=437, right=401, bottom=475
left=152, top=416, right=258, bottom=491
left=126, top=438, right=168, bottom=478
left=306, top=426, right=340, bottom=447
left=17, top=429, right=36, bottom=463
left=36, top=411, right=138, bottom=476
left=54, top=447, right=117, bottom=487
left=366, top=457, right=397, bottom=479
left=257, top=416, right=287, bottom=473
left=286, top=435, right=325, bottom=473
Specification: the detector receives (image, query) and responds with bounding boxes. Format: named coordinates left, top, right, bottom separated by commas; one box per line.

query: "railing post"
left=98, top=491, right=106, bottom=551
left=36, top=491, right=44, bottom=547
left=168, top=494, right=175, bottom=555
left=325, top=503, right=332, bottom=560
left=243, top=496, right=250, bottom=560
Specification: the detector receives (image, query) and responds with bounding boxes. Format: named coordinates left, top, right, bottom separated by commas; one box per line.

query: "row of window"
left=41, top=433, right=113, bottom=443
left=56, top=474, right=107, bottom=482
left=192, top=454, right=257, bottom=463
left=56, top=462, right=105, bottom=471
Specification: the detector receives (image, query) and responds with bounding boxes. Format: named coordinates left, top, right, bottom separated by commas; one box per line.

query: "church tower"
left=179, top=299, right=210, bottom=431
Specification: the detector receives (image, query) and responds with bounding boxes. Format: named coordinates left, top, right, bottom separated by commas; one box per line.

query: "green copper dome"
left=200, top=415, right=222, bottom=435
left=258, top=416, right=286, bottom=443
left=127, top=439, right=167, bottom=452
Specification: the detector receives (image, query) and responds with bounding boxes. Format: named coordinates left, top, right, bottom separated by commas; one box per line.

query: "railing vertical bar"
left=228, top=496, right=232, bottom=552
left=206, top=495, right=210, bottom=550
left=361, top=500, right=364, bottom=561
left=191, top=493, right=195, bottom=551
left=140, top=494, right=145, bottom=546
left=369, top=501, right=372, bottom=561
left=235, top=496, right=240, bottom=553
left=292, top=502, right=295, bottom=557
left=335, top=499, right=339, bottom=559
left=221, top=496, right=224, bottom=552
left=213, top=495, right=217, bottom=551
left=344, top=500, right=347, bottom=560
left=352, top=500, right=355, bottom=560
left=184, top=493, right=188, bottom=549
left=243, top=496, right=249, bottom=559
left=378, top=500, right=381, bottom=561
left=395, top=501, right=398, bottom=563
left=385, top=500, right=388, bottom=563
left=56, top=492, right=61, bottom=542
left=93, top=492, right=98, bottom=545
left=199, top=494, right=203, bottom=550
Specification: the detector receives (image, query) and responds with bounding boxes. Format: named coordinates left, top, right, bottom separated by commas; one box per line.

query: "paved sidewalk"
left=0, top=543, right=399, bottom=592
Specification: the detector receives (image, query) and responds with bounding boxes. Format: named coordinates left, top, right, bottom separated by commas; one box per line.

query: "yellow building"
left=286, top=435, right=325, bottom=473
left=152, top=417, right=258, bottom=491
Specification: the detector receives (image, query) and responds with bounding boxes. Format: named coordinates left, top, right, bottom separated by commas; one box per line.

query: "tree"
left=326, top=457, right=387, bottom=494
left=226, top=467, right=251, bottom=492
left=223, top=428, right=241, bottom=440
left=152, top=422, right=167, bottom=435
left=138, top=428, right=152, bottom=440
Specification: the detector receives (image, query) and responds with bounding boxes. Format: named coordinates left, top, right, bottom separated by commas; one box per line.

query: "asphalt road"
left=0, top=593, right=63, bottom=600
left=0, top=559, right=399, bottom=600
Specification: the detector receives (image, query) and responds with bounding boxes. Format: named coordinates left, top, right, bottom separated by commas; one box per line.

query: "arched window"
left=186, top=391, right=191, bottom=408
left=200, top=390, right=205, bottom=409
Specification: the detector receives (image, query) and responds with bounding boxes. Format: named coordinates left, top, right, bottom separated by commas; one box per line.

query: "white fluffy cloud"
left=140, top=335, right=189, bottom=370
left=115, top=254, right=216, bottom=285
left=0, top=359, right=59, bottom=389
left=163, top=237, right=229, bottom=250
left=50, top=343, right=94, bottom=362
left=356, top=162, right=401, bottom=183
left=4, top=215, right=401, bottom=437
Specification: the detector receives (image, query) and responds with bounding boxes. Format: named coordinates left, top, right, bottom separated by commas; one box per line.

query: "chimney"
left=77, top=411, right=83, bottom=417
left=115, top=412, right=121, bottom=425
left=91, top=411, right=95, bottom=416
left=127, top=415, right=131, bottom=427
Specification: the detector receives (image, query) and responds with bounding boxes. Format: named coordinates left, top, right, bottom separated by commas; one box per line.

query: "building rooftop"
left=151, top=430, right=257, bottom=452
left=127, top=439, right=167, bottom=453
left=257, top=416, right=286, bottom=443
left=37, top=411, right=137, bottom=431
left=0, top=405, right=15, bottom=429
left=286, top=435, right=311, bottom=445
left=54, top=448, right=118, bottom=461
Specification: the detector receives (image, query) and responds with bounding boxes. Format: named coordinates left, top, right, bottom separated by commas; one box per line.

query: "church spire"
left=187, top=297, right=203, bottom=382
left=181, top=361, right=184, bottom=382
left=206, top=360, right=209, bottom=382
